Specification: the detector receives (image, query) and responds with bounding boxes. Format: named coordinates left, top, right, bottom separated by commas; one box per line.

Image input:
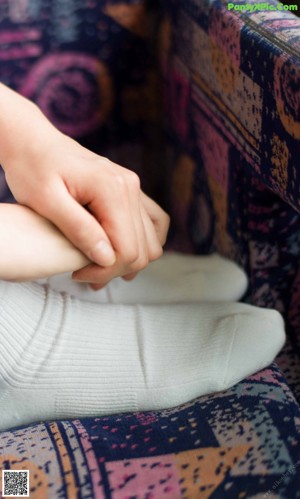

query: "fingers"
left=36, top=178, right=116, bottom=267
left=75, top=206, right=165, bottom=286
left=72, top=202, right=163, bottom=286
left=139, top=201, right=163, bottom=260
left=36, top=159, right=170, bottom=286
left=76, top=171, right=151, bottom=285
left=89, top=169, right=146, bottom=270
left=72, top=262, right=117, bottom=285
left=90, top=282, right=107, bottom=290
left=141, top=192, right=170, bottom=246
left=121, top=203, right=164, bottom=282
left=122, top=272, right=138, bottom=282
left=73, top=187, right=170, bottom=285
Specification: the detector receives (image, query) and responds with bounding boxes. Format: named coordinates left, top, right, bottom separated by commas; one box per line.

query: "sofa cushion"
left=1, top=363, right=300, bottom=498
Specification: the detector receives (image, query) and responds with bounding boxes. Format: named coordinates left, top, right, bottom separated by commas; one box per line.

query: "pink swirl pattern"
left=274, top=54, right=300, bottom=140
left=20, top=52, right=113, bottom=137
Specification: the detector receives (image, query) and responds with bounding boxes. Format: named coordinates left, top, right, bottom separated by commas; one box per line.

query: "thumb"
left=40, top=185, right=116, bottom=267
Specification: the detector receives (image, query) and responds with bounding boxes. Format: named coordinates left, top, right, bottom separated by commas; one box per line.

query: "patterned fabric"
left=1, top=0, right=300, bottom=498
left=1, top=368, right=300, bottom=498
left=161, top=0, right=300, bottom=364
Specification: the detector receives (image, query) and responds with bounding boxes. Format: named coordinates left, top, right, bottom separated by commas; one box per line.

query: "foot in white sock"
left=0, top=281, right=284, bottom=431
left=45, top=252, right=248, bottom=304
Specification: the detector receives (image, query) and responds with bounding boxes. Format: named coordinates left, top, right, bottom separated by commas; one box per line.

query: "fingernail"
left=89, top=241, right=116, bottom=266
left=72, top=276, right=85, bottom=282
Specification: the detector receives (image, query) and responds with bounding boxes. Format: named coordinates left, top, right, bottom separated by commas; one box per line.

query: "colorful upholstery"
left=1, top=0, right=300, bottom=497
left=161, top=0, right=300, bottom=350
left=1, top=367, right=300, bottom=498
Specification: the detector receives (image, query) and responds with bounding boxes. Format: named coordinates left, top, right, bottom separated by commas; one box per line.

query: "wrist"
left=0, top=84, right=59, bottom=172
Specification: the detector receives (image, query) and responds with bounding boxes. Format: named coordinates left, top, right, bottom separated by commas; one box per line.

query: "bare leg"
left=0, top=203, right=89, bottom=281
left=0, top=203, right=248, bottom=303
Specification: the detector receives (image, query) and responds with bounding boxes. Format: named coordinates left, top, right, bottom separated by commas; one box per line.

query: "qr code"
left=2, top=470, right=29, bottom=497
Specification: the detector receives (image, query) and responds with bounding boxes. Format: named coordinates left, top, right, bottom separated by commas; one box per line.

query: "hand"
left=3, top=109, right=170, bottom=286
left=76, top=190, right=170, bottom=289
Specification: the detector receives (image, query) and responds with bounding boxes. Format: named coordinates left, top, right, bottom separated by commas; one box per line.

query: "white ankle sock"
left=45, top=252, right=248, bottom=304
left=0, top=281, right=284, bottom=430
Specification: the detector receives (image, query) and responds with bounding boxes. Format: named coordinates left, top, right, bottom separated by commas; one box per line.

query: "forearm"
left=0, top=204, right=89, bottom=281
left=0, top=82, right=59, bottom=171
left=0, top=84, right=169, bottom=287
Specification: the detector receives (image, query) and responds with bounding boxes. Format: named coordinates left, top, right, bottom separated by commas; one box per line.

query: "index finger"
left=38, top=179, right=117, bottom=267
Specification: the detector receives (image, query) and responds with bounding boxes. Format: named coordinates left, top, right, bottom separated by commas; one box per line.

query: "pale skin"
left=0, top=203, right=91, bottom=281
left=0, top=83, right=170, bottom=288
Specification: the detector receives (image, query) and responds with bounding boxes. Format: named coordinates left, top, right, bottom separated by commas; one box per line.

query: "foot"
left=0, top=281, right=284, bottom=431
left=45, top=252, right=248, bottom=304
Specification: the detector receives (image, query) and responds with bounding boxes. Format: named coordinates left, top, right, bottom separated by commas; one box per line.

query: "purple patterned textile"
left=161, top=0, right=300, bottom=354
